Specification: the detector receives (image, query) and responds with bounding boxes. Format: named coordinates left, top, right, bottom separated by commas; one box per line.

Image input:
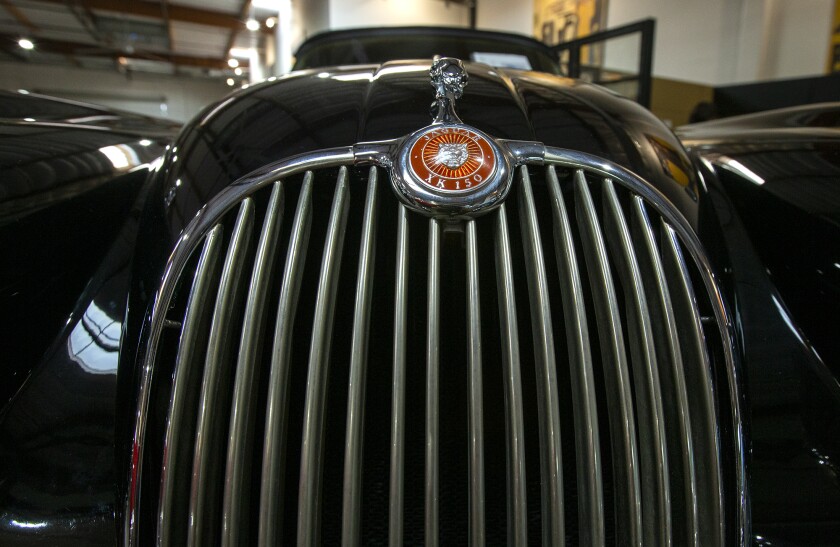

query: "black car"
left=1, top=27, right=838, bottom=546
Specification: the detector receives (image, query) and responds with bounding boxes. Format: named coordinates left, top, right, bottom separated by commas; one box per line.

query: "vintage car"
left=0, top=26, right=838, bottom=546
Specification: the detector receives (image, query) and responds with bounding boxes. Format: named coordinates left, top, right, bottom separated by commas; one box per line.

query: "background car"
left=0, top=90, right=175, bottom=543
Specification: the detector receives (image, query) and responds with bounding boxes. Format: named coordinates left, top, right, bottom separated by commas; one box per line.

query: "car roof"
left=295, top=26, right=557, bottom=59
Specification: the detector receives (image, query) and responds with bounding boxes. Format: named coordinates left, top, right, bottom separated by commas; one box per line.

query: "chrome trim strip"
left=661, top=221, right=724, bottom=547
left=188, top=201, right=255, bottom=547
left=425, top=218, right=441, bottom=547
left=630, top=197, right=699, bottom=546
left=389, top=204, right=410, bottom=547
left=465, top=220, right=485, bottom=546
left=517, top=166, right=565, bottom=547
left=258, top=173, right=314, bottom=547
left=601, top=180, right=672, bottom=546
left=493, top=204, right=528, bottom=547
left=546, top=166, right=605, bottom=546
left=158, top=224, right=223, bottom=547
left=342, top=167, right=379, bottom=547
left=297, top=167, right=351, bottom=547
left=223, top=182, right=285, bottom=547
left=573, top=173, right=642, bottom=547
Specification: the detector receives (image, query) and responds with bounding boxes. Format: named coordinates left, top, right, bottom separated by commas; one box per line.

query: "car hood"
left=157, top=60, right=700, bottom=237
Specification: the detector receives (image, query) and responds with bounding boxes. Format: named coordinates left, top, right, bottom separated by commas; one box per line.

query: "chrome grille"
left=127, top=150, right=743, bottom=546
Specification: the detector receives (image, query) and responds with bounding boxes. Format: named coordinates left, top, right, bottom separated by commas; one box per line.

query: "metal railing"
left=552, top=18, right=655, bottom=108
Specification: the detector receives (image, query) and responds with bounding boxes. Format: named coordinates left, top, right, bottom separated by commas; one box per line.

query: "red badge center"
left=409, top=128, right=496, bottom=192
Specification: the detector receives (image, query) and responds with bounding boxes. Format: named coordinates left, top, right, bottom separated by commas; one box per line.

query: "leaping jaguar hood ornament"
left=430, top=56, right=468, bottom=124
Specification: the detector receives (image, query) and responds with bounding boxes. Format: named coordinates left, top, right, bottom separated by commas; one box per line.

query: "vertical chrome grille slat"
left=158, top=224, right=223, bottom=547
left=223, top=182, right=286, bottom=547
left=630, top=197, right=699, bottom=546
left=517, top=166, right=565, bottom=547
left=573, top=173, right=642, bottom=547
left=425, top=218, right=441, bottom=547
left=188, top=200, right=255, bottom=547
left=493, top=204, right=528, bottom=547
left=546, top=166, right=605, bottom=546
left=660, top=221, right=724, bottom=547
left=297, top=167, right=351, bottom=547
left=601, top=179, right=672, bottom=546
left=342, top=167, right=379, bottom=547
left=465, top=219, right=486, bottom=547
left=258, top=173, right=314, bottom=547
left=389, top=204, right=410, bottom=547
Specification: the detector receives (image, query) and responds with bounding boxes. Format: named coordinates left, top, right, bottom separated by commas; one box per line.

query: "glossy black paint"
left=0, top=93, right=172, bottom=545
left=0, top=122, right=166, bottom=406
left=682, top=113, right=840, bottom=545
left=0, top=90, right=181, bottom=136
left=0, top=61, right=706, bottom=546
left=3, top=52, right=837, bottom=545
left=679, top=102, right=840, bottom=135
left=293, top=26, right=562, bottom=74
left=114, top=60, right=709, bottom=543
left=0, top=197, right=144, bottom=545
left=153, top=61, right=700, bottom=241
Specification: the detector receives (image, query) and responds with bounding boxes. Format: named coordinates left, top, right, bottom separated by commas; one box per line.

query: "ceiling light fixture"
left=227, top=58, right=239, bottom=68
left=229, top=47, right=254, bottom=58
left=234, top=67, right=243, bottom=76
left=226, top=78, right=235, bottom=86
left=246, top=18, right=260, bottom=31
left=18, top=38, right=34, bottom=50
left=265, top=17, right=276, bottom=29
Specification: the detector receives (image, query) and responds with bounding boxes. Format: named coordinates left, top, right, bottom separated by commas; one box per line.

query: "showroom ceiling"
left=0, top=0, right=270, bottom=79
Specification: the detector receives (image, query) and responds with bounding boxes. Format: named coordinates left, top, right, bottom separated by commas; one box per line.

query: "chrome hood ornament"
left=390, top=57, right=513, bottom=217
left=430, top=57, right=468, bottom=124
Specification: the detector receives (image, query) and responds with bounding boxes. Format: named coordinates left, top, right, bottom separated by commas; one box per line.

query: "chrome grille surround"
left=125, top=140, right=747, bottom=547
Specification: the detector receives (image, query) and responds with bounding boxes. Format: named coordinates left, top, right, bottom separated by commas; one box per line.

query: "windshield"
left=294, top=31, right=561, bottom=74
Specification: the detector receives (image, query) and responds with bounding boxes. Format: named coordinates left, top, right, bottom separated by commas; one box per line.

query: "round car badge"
left=392, top=57, right=512, bottom=217
left=408, top=126, right=496, bottom=193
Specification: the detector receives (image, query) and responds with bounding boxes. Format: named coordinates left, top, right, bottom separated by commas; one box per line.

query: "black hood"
left=156, top=61, right=700, bottom=237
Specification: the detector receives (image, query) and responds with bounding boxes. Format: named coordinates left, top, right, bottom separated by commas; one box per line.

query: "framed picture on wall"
left=533, top=0, right=608, bottom=47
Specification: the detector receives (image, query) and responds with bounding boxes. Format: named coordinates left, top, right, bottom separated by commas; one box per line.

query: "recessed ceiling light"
left=265, top=17, right=276, bottom=29
left=229, top=47, right=253, bottom=58
left=227, top=58, right=239, bottom=68
left=234, top=67, right=243, bottom=76
left=226, top=78, right=235, bottom=86
left=18, top=38, right=34, bottom=50
left=246, top=18, right=260, bottom=31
